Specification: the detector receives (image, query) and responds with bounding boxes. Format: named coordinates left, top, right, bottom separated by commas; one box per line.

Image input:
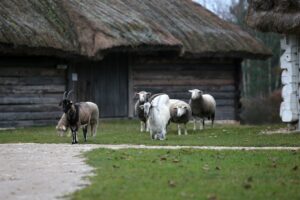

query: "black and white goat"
left=134, top=91, right=151, bottom=132
left=58, top=91, right=99, bottom=144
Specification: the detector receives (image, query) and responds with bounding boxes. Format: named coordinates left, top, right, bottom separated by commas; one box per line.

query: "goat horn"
left=67, top=90, right=73, bottom=99
left=63, top=91, right=68, bottom=99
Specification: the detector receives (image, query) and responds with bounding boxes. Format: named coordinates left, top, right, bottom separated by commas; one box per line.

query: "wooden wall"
left=0, top=57, right=66, bottom=127
left=70, top=54, right=128, bottom=118
left=130, top=58, right=241, bottom=120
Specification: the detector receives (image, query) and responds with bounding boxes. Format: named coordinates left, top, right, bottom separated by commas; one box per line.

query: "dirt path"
left=0, top=143, right=100, bottom=200
left=1, top=143, right=299, bottom=200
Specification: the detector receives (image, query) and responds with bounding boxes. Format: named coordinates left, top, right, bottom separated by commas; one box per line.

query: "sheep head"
left=140, top=102, right=154, bottom=118
left=136, top=91, right=151, bottom=103
left=173, top=104, right=188, bottom=117
left=188, top=89, right=203, bottom=100
left=59, top=91, right=73, bottom=113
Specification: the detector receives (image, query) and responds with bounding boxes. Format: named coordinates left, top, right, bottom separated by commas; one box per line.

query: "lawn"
left=1, top=120, right=299, bottom=199
left=71, top=149, right=300, bottom=200
left=0, top=120, right=299, bottom=147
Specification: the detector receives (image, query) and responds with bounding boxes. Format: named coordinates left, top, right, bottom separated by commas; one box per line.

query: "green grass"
left=0, top=120, right=300, bottom=146
left=71, top=149, right=300, bottom=200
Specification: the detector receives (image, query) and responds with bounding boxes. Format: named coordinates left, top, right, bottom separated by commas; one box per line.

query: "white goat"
left=169, top=99, right=192, bottom=135
left=134, top=91, right=151, bottom=132
left=189, top=89, right=216, bottom=130
left=141, top=94, right=170, bottom=140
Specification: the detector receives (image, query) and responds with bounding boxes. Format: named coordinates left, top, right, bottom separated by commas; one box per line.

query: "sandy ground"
left=1, top=143, right=299, bottom=200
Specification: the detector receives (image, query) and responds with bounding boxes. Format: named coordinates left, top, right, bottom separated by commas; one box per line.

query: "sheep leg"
left=177, top=124, right=181, bottom=136
left=199, top=119, right=202, bottom=130
left=202, top=119, right=205, bottom=130
left=83, top=126, right=88, bottom=142
left=140, top=121, right=144, bottom=132
left=193, top=118, right=197, bottom=131
left=144, top=121, right=148, bottom=132
left=211, top=114, right=215, bottom=128
left=184, top=123, right=188, bottom=135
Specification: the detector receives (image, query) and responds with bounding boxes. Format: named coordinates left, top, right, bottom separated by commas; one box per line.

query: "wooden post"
left=128, top=54, right=134, bottom=118
left=280, top=35, right=299, bottom=129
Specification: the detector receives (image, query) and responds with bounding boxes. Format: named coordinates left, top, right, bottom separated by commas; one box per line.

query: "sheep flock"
left=57, top=89, right=216, bottom=143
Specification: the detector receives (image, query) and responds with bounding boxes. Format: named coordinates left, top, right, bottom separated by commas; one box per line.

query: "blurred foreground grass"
left=0, top=120, right=299, bottom=147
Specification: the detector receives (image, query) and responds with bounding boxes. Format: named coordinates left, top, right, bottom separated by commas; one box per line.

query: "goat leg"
left=71, top=131, right=76, bottom=144
left=75, top=131, right=78, bottom=144
left=83, top=126, right=88, bottom=142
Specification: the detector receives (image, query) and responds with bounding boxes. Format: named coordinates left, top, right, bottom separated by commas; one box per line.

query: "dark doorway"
left=73, top=54, right=128, bottom=118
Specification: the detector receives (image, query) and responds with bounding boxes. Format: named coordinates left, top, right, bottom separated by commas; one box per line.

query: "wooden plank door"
left=94, top=54, right=128, bottom=118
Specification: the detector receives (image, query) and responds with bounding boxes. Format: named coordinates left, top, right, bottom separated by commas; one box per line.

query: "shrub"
left=240, top=90, right=282, bottom=124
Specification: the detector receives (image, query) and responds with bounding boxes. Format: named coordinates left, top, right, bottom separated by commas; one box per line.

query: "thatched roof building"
left=0, top=0, right=271, bottom=59
left=246, top=0, right=300, bottom=34
left=0, top=0, right=271, bottom=127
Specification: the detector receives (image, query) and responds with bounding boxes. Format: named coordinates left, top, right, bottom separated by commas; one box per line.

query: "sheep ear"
left=139, top=105, right=144, bottom=109
left=59, top=100, right=63, bottom=106
left=188, top=90, right=193, bottom=93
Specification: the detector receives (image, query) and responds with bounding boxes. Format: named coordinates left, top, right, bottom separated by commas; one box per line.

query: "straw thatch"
left=0, top=0, right=271, bottom=59
left=246, top=0, right=300, bottom=34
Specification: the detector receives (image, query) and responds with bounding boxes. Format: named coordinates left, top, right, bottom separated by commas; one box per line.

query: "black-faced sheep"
left=169, top=99, right=192, bottom=135
left=141, top=94, right=170, bottom=140
left=188, top=89, right=216, bottom=130
left=59, top=91, right=99, bottom=144
left=134, top=91, right=151, bottom=132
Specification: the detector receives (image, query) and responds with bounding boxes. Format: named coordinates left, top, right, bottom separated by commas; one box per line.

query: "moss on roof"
left=0, top=0, right=271, bottom=59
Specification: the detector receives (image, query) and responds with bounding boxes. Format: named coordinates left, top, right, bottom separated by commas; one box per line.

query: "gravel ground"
left=1, top=143, right=299, bottom=200
left=0, top=143, right=100, bottom=200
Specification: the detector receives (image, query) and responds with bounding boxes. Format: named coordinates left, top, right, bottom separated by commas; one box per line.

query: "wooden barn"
left=0, top=0, right=271, bottom=127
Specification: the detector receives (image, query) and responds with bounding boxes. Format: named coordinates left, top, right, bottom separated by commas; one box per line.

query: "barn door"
left=94, top=54, right=128, bottom=118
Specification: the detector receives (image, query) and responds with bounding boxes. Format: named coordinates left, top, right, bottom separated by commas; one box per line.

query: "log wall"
left=0, top=57, right=66, bottom=127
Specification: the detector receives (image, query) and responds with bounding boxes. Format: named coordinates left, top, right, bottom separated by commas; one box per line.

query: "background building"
left=0, top=0, right=270, bottom=127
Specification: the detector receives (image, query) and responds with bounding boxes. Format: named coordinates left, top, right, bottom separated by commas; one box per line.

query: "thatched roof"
left=246, top=0, right=300, bottom=34
left=0, top=0, right=271, bottom=59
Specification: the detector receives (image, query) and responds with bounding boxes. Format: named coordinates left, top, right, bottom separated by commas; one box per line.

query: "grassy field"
left=0, top=120, right=299, bottom=146
left=1, top=120, right=299, bottom=199
left=71, top=149, right=300, bottom=200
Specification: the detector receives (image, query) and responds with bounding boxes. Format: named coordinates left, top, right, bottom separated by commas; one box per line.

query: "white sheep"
left=141, top=94, right=171, bottom=140
left=134, top=91, right=151, bottom=132
left=188, top=89, right=216, bottom=130
left=59, top=91, right=99, bottom=144
left=56, top=113, right=69, bottom=136
left=169, top=99, right=192, bottom=135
